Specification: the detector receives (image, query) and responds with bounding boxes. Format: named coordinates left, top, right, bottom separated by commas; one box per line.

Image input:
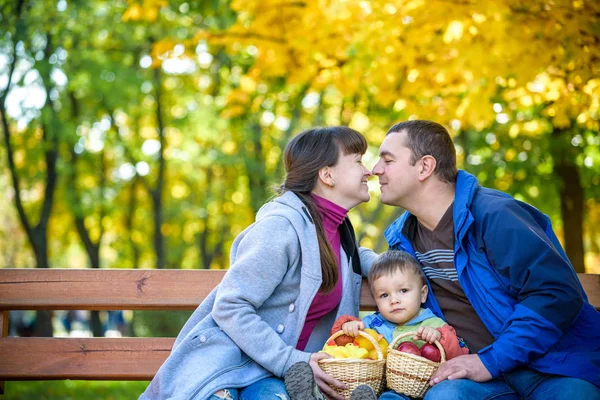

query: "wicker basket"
left=386, top=332, right=446, bottom=398
left=318, top=330, right=386, bottom=399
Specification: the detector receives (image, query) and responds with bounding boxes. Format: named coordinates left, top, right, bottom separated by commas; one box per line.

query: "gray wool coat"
left=139, top=192, right=377, bottom=400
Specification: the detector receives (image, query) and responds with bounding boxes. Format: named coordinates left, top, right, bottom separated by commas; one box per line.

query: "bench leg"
left=0, top=310, right=7, bottom=395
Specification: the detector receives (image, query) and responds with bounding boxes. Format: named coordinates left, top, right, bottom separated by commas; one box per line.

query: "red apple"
left=420, top=343, right=441, bottom=362
left=396, top=341, right=421, bottom=356
left=334, top=335, right=354, bottom=346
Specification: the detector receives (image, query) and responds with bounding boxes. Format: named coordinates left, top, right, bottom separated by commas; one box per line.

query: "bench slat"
left=580, top=273, right=600, bottom=309
left=0, top=269, right=378, bottom=311
left=1, top=311, right=6, bottom=394
left=0, top=337, right=173, bottom=380
left=0, top=269, right=225, bottom=311
left=0, top=269, right=597, bottom=310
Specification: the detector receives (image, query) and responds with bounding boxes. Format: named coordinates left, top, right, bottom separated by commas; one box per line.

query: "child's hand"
left=341, top=320, right=364, bottom=337
left=414, top=326, right=442, bottom=343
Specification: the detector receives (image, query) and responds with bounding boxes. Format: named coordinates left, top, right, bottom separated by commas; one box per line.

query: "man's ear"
left=318, top=166, right=335, bottom=187
left=421, top=284, right=428, bottom=304
left=418, top=155, right=437, bottom=182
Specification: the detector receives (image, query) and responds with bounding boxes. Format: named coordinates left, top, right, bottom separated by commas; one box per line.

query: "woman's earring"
left=330, top=180, right=336, bottom=188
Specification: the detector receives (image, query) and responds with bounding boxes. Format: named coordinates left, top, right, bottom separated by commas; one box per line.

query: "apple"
left=420, top=343, right=441, bottom=362
left=396, top=341, right=420, bottom=356
left=334, top=335, right=354, bottom=346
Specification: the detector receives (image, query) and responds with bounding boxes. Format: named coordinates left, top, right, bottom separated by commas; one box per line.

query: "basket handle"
left=323, top=330, right=384, bottom=361
left=389, top=331, right=446, bottom=363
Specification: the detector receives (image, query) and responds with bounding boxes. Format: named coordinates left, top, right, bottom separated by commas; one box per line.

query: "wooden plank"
left=0, top=311, right=7, bottom=394
left=0, top=337, right=174, bottom=380
left=0, top=269, right=597, bottom=311
left=360, top=279, right=376, bottom=311
left=0, top=268, right=380, bottom=311
left=0, top=269, right=225, bottom=311
left=580, top=273, right=600, bottom=310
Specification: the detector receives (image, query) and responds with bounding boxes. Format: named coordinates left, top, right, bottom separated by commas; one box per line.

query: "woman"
left=140, top=126, right=377, bottom=400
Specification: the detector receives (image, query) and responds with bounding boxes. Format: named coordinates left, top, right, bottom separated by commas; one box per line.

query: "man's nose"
left=372, top=160, right=383, bottom=175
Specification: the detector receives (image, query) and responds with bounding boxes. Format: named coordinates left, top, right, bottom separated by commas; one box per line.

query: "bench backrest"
left=0, top=269, right=598, bottom=390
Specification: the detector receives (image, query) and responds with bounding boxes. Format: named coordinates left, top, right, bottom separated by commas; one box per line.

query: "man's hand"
left=309, top=352, right=347, bottom=400
left=413, top=326, right=442, bottom=343
left=429, top=354, right=492, bottom=386
left=341, top=320, right=364, bottom=338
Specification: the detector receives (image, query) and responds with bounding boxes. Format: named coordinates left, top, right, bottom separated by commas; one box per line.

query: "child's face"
left=371, top=269, right=428, bottom=325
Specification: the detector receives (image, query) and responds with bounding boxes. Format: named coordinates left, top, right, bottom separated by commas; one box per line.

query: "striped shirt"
left=413, top=203, right=494, bottom=353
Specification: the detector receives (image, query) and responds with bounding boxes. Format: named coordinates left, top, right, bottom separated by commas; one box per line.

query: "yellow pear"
left=378, top=337, right=389, bottom=358
left=367, top=348, right=379, bottom=360
left=355, top=328, right=380, bottom=350
left=355, top=335, right=374, bottom=351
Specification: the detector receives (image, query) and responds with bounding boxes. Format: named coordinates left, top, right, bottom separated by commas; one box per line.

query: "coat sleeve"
left=359, top=247, right=378, bottom=277
left=212, top=216, right=310, bottom=377
left=437, top=324, right=469, bottom=360
left=331, top=315, right=362, bottom=345
left=476, top=199, right=584, bottom=378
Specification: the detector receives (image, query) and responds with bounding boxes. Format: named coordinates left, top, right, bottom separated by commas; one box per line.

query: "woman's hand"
left=413, top=326, right=442, bottom=343
left=341, top=320, right=364, bottom=337
left=309, top=352, right=347, bottom=400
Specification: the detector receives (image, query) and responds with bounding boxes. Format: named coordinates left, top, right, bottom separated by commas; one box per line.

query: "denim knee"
left=240, top=377, right=289, bottom=400
left=424, top=379, right=517, bottom=400
left=379, top=389, right=411, bottom=399
left=424, top=381, right=466, bottom=400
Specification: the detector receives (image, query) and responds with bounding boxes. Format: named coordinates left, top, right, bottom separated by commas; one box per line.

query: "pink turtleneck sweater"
left=296, top=194, right=348, bottom=351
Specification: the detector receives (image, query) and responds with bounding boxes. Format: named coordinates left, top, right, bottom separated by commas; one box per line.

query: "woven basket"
left=386, top=332, right=446, bottom=398
left=318, top=330, right=386, bottom=399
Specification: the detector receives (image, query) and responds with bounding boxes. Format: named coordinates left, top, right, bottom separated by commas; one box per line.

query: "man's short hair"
left=387, top=120, right=458, bottom=183
left=368, top=250, right=426, bottom=291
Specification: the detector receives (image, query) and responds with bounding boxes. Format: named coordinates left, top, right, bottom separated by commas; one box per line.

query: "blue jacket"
left=385, top=170, right=600, bottom=385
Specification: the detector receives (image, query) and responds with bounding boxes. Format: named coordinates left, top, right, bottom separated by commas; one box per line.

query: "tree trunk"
left=127, top=178, right=141, bottom=269
left=555, top=162, right=585, bottom=272
left=153, top=66, right=166, bottom=269
left=551, top=128, right=585, bottom=272
left=245, top=122, right=268, bottom=214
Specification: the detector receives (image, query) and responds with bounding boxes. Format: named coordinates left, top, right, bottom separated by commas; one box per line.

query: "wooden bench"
left=0, top=269, right=598, bottom=394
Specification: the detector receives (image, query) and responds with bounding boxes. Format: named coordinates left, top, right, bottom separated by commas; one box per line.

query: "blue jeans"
left=208, top=377, right=289, bottom=400
left=379, top=368, right=600, bottom=400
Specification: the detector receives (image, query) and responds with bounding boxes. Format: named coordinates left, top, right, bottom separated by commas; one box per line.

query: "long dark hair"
left=278, top=126, right=367, bottom=293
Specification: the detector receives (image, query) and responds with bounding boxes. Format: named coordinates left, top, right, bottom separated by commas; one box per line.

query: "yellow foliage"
left=122, top=3, right=143, bottom=22
left=122, top=0, right=166, bottom=22
left=171, top=0, right=600, bottom=129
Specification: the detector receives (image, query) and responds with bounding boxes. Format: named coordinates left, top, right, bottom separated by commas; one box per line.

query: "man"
left=372, top=120, right=600, bottom=399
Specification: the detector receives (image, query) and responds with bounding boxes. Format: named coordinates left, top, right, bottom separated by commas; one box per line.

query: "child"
left=331, top=250, right=469, bottom=399
left=285, top=251, right=467, bottom=400
left=335, top=250, right=468, bottom=353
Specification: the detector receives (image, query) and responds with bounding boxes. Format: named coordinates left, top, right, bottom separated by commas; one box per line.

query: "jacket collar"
left=405, top=308, right=437, bottom=325
left=384, top=170, right=480, bottom=248
left=269, top=191, right=360, bottom=274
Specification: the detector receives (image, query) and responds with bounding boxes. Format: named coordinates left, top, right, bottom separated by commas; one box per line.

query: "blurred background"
left=1, top=0, right=599, bottom=346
